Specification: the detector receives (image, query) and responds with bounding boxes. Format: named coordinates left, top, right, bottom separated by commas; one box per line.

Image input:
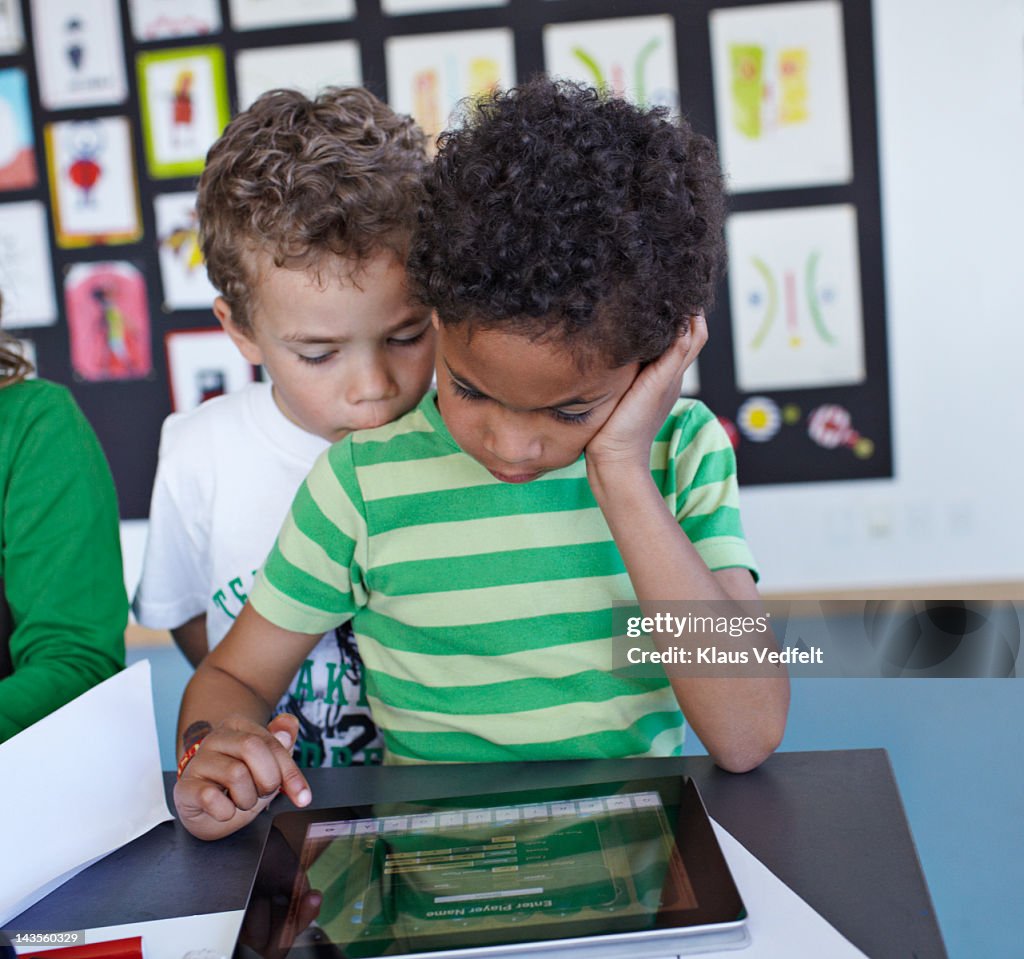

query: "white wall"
left=742, top=0, right=1024, bottom=592
left=120, top=0, right=1024, bottom=599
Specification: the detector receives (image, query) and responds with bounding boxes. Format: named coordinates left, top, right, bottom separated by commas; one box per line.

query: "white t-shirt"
left=134, top=382, right=383, bottom=766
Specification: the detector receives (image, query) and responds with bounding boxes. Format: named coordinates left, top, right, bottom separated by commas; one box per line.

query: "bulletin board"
left=0, top=0, right=891, bottom=518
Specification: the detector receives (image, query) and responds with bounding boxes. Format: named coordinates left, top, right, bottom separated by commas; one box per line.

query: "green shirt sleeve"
left=0, top=381, right=127, bottom=741
left=664, top=399, right=759, bottom=581
left=250, top=439, right=366, bottom=635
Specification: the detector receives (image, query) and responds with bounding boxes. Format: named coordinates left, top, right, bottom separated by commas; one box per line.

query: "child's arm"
left=585, top=316, right=790, bottom=774
left=171, top=613, right=208, bottom=668
left=173, top=603, right=319, bottom=840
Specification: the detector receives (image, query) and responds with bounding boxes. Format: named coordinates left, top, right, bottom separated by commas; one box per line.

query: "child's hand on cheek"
left=585, top=313, right=707, bottom=479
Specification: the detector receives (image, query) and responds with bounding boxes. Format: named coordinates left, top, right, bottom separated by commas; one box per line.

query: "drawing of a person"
left=67, top=123, right=103, bottom=206
left=92, top=285, right=129, bottom=373
left=172, top=70, right=195, bottom=147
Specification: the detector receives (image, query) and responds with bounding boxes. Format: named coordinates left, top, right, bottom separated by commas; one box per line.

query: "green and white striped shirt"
left=250, top=391, right=756, bottom=765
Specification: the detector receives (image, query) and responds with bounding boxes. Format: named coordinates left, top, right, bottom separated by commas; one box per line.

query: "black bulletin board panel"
left=0, top=0, right=892, bottom=518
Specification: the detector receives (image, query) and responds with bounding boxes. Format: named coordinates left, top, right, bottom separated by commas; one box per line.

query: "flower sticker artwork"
left=45, top=116, right=143, bottom=248
left=0, top=69, right=37, bottom=190
left=807, top=403, right=874, bottom=459
left=709, top=0, right=852, bottom=193
left=65, top=261, right=152, bottom=381
left=137, top=46, right=230, bottom=178
left=737, top=396, right=782, bottom=443
left=727, top=204, right=865, bottom=393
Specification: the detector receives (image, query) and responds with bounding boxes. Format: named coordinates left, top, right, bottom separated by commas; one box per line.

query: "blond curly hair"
left=197, top=87, right=427, bottom=332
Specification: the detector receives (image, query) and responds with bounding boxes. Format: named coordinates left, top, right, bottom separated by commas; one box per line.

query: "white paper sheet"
left=712, top=820, right=869, bottom=957
left=0, top=661, right=173, bottom=925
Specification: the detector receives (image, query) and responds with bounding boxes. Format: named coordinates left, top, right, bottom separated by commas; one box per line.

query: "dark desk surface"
left=12, top=749, right=946, bottom=958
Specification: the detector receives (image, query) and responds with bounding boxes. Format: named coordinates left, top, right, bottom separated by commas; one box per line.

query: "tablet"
left=233, top=775, right=749, bottom=959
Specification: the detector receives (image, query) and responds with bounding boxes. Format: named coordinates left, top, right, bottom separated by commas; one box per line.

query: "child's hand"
left=585, top=314, right=707, bottom=476
left=173, top=713, right=312, bottom=840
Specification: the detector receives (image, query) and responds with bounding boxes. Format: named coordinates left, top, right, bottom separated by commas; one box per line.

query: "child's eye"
left=450, top=378, right=484, bottom=401
left=551, top=408, right=594, bottom=425
left=389, top=328, right=428, bottom=347
left=299, top=352, right=334, bottom=365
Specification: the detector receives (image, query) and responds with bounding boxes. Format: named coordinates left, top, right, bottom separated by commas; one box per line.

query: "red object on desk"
left=20, top=936, right=143, bottom=959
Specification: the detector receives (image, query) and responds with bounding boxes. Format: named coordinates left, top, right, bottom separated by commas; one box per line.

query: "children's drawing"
left=65, top=262, right=152, bottom=381
left=227, top=0, right=354, bottom=31
left=31, top=0, right=128, bottom=109
left=543, top=16, right=678, bottom=111
left=807, top=403, right=874, bottom=459
left=709, top=1, right=852, bottom=192
left=0, top=0, right=24, bottom=55
left=128, top=0, right=221, bottom=41
left=386, top=29, right=515, bottom=146
left=45, top=117, right=142, bottom=248
left=137, top=46, right=230, bottom=178
left=0, top=201, right=57, bottom=328
left=235, top=41, right=360, bottom=110
left=0, top=69, right=37, bottom=190
left=165, top=328, right=256, bottom=412
left=154, top=192, right=219, bottom=310
left=727, top=205, right=865, bottom=392
left=382, top=0, right=505, bottom=14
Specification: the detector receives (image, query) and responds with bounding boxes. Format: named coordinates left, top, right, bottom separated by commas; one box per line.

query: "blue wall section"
left=134, top=646, right=1022, bottom=958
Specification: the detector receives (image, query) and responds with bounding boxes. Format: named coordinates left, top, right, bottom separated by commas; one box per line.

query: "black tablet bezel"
left=233, top=775, right=745, bottom=959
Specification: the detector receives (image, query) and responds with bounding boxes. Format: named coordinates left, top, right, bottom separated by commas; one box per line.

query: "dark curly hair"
left=408, top=76, right=725, bottom=368
left=197, top=87, right=426, bottom=332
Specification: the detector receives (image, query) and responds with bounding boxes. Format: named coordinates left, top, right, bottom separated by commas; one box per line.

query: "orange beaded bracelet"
left=176, top=738, right=204, bottom=779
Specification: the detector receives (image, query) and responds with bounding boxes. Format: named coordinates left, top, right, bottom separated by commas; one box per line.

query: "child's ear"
left=214, top=296, right=263, bottom=366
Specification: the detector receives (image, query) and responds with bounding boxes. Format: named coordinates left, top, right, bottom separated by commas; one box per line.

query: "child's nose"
left=346, top=355, right=395, bottom=403
left=484, top=412, right=542, bottom=465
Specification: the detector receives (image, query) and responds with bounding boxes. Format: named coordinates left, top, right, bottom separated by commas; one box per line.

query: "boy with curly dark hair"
left=174, top=77, right=789, bottom=841
left=135, top=87, right=436, bottom=772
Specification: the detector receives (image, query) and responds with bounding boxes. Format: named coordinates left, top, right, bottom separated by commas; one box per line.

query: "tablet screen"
left=236, top=776, right=744, bottom=958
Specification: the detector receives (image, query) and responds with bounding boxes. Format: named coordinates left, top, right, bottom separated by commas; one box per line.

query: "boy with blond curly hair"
left=134, top=87, right=435, bottom=769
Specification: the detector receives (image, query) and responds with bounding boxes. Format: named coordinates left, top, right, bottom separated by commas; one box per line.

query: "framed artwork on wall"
left=44, top=116, right=143, bottom=248
left=0, top=200, right=57, bottom=329
left=709, top=0, right=853, bottom=192
left=128, top=0, right=222, bottom=42
left=65, top=261, right=153, bottom=381
left=0, top=68, right=38, bottom=190
left=136, top=45, right=230, bottom=178
left=165, top=327, right=256, bottom=412
left=31, top=0, right=128, bottom=110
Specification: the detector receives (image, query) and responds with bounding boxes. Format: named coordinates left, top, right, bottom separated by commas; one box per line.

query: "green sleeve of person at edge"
left=0, top=380, right=127, bottom=742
